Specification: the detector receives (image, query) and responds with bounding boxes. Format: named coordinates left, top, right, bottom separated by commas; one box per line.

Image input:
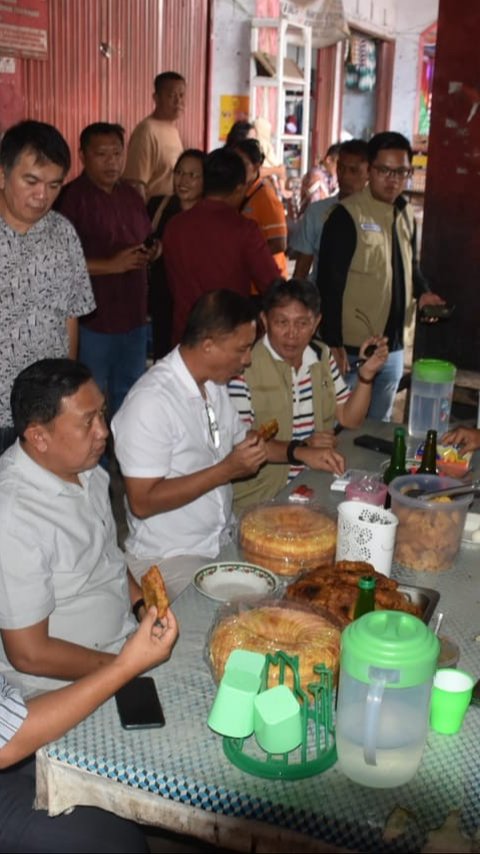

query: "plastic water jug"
left=335, top=611, right=439, bottom=788
left=408, top=359, right=456, bottom=438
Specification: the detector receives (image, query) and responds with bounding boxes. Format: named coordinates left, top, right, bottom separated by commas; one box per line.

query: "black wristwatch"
left=286, top=440, right=308, bottom=465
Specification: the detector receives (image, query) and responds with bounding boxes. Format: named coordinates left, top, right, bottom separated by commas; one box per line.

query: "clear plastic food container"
left=388, top=474, right=472, bottom=571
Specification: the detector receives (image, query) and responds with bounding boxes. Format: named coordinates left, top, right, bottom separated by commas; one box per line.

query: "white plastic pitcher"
left=336, top=611, right=439, bottom=788
left=408, top=359, right=456, bottom=438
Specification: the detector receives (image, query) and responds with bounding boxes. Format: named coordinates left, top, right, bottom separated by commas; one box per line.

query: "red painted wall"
left=419, top=0, right=480, bottom=369
left=1, top=0, right=210, bottom=179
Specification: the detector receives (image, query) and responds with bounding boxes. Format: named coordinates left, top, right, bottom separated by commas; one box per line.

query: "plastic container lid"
left=412, top=359, right=456, bottom=383
left=340, top=610, right=440, bottom=687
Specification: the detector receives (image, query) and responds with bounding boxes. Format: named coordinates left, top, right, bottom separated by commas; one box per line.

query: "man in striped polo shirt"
left=228, top=278, right=388, bottom=511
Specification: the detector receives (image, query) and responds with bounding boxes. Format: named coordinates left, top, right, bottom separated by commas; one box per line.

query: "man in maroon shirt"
left=162, top=147, right=279, bottom=344
left=57, top=122, right=155, bottom=416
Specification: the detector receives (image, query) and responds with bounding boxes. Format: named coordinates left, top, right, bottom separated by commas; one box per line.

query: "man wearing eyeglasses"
left=317, top=131, right=444, bottom=421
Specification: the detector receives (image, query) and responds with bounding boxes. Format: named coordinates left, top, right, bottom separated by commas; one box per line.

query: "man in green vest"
left=227, top=278, right=388, bottom=511
left=317, top=131, right=445, bottom=421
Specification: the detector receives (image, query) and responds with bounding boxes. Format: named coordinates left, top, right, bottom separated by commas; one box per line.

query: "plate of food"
left=284, top=560, right=439, bottom=625
left=194, top=562, right=278, bottom=602
left=461, top=512, right=480, bottom=544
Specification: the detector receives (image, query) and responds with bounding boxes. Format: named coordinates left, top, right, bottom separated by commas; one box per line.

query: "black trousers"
left=0, top=757, right=149, bottom=853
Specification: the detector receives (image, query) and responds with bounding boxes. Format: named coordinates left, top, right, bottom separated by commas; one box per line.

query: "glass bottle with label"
left=417, top=429, right=438, bottom=475
left=383, top=427, right=407, bottom=508
left=353, top=576, right=376, bottom=619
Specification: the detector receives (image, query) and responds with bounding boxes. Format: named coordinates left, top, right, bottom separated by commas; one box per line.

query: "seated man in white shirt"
left=227, top=278, right=388, bottom=511
left=0, top=608, right=177, bottom=854
left=0, top=359, right=166, bottom=697
left=112, top=290, right=267, bottom=600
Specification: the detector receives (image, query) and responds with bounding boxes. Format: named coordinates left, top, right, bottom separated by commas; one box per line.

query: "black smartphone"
left=143, top=234, right=156, bottom=249
left=420, top=304, right=455, bottom=320
left=353, top=434, right=394, bottom=455
left=115, top=676, right=165, bottom=729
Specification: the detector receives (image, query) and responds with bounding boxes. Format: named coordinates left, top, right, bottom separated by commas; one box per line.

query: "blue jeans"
left=346, top=349, right=404, bottom=422
left=79, top=325, right=148, bottom=417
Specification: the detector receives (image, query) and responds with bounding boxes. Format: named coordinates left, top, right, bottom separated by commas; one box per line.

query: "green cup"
left=207, top=669, right=260, bottom=738
left=254, top=685, right=302, bottom=754
left=430, top=668, right=474, bottom=734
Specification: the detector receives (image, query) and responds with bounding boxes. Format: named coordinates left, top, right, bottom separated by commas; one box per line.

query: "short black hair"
left=225, top=120, right=255, bottom=148
left=339, top=138, right=369, bottom=160
left=154, top=71, right=185, bottom=94
left=367, top=131, right=413, bottom=164
left=203, top=148, right=246, bottom=196
left=80, top=122, right=125, bottom=151
left=174, top=148, right=207, bottom=171
left=263, top=278, right=321, bottom=316
left=11, top=359, right=93, bottom=439
left=0, top=119, right=71, bottom=175
left=234, top=138, right=265, bottom=167
left=181, top=290, right=256, bottom=347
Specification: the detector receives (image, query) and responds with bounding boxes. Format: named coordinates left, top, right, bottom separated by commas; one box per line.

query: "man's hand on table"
left=117, top=607, right=178, bottom=679
left=442, top=426, right=480, bottom=454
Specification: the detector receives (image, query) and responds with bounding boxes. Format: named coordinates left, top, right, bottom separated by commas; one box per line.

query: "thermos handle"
left=363, top=676, right=386, bottom=766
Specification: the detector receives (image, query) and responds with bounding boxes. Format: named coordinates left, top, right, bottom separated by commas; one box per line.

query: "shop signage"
left=0, top=0, right=48, bottom=60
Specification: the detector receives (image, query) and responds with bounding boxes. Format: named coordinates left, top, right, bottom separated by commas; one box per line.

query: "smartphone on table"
left=115, top=676, right=165, bottom=729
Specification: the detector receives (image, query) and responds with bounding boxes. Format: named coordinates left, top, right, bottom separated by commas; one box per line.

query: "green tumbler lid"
left=340, top=610, right=440, bottom=687
left=412, top=359, right=456, bottom=383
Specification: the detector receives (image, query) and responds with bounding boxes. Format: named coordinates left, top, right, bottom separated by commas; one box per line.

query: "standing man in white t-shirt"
left=0, top=359, right=176, bottom=697
left=123, top=71, right=185, bottom=205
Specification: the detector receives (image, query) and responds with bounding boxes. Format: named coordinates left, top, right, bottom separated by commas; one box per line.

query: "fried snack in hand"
left=257, top=419, right=279, bottom=441
left=141, top=565, right=169, bottom=619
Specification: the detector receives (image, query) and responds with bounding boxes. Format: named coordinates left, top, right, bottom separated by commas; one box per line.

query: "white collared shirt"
left=0, top=442, right=136, bottom=697
left=112, top=346, right=246, bottom=559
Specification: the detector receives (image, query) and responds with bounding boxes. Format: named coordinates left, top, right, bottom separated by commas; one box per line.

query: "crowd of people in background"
left=0, top=67, right=449, bottom=852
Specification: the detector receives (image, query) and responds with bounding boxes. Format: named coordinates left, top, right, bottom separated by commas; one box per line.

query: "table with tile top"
left=35, top=424, right=480, bottom=853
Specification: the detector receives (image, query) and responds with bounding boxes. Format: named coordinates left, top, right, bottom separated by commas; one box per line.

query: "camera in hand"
left=143, top=234, right=156, bottom=249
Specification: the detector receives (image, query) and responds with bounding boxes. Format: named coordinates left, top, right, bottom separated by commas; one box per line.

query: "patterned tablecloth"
left=36, top=425, right=480, bottom=853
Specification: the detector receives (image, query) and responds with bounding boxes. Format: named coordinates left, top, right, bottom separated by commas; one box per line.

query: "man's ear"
left=200, top=336, right=214, bottom=357
left=313, top=313, right=322, bottom=334
left=79, top=149, right=86, bottom=168
left=0, top=165, right=6, bottom=191
left=23, top=422, right=51, bottom=454
left=259, top=311, right=268, bottom=330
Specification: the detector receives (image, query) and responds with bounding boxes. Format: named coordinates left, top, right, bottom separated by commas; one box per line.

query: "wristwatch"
left=286, top=440, right=308, bottom=465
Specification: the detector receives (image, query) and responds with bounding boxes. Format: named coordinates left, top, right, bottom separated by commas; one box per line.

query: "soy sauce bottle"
left=383, top=427, right=407, bottom=508
left=353, top=576, right=376, bottom=619
left=417, top=429, right=438, bottom=475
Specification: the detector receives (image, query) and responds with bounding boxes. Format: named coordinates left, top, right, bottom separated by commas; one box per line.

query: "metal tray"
left=397, top=583, right=440, bottom=625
